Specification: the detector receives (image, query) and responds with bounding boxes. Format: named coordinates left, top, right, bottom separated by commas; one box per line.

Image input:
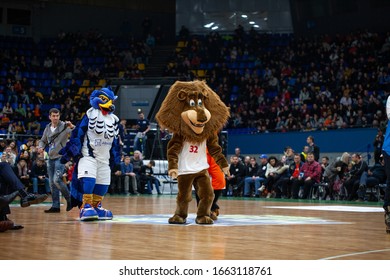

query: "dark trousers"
left=302, top=179, right=316, bottom=199
left=289, top=177, right=304, bottom=199
left=0, top=162, right=25, bottom=192
left=0, top=162, right=25, bottom=218
left=196, top=189, right=222, bottom=212
left=344, top=177, right=360, bottom=200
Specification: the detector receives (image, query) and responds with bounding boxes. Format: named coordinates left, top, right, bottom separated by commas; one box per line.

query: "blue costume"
left=60, top=87, right=121, bottom=221
left=382, top=95, right=390, bottom=232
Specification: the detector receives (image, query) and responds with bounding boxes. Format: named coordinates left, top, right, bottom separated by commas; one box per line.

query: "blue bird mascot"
left=60, top=87, right=121, bottom=221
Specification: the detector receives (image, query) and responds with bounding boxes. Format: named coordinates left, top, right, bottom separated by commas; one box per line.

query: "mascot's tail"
left=69, top=161, right=83, bottom=209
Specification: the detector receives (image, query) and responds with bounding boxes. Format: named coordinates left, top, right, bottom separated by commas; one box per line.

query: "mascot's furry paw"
left=94, top=203, right=113, bottom=220
left=196, top=216, right=214, bottom=224
left=168, top=214, right=187, bottom=224
left=79, top=204, right=98, bottom=221
left=210, top=211, right=218, bottom=221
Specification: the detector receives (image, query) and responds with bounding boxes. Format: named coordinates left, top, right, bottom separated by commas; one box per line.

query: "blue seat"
left=30, top=79, right=37, bottom=87
left=247, top=62, right=255, bottom=69
left=229, top=62, right=238, bottom=69
left=230, top=94, right=238, bottom=102
left=207, top=63, right=214, bottom=69
left=43, top=79, right=52, bottom=87
left=238, top=62, right=247, bottom=69
left=232, top=85, right=240, bottom=93
left=95, top=57, right=105, bottom=64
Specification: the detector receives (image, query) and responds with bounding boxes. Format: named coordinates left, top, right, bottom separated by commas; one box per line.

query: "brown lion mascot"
left=156, top=80, right=230, bottom=224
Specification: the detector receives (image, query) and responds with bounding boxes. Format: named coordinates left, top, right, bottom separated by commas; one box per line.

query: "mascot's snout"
left=181, top=106, right=211, bottom=134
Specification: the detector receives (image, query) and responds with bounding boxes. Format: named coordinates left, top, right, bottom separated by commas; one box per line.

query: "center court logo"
left=103, top=214, right=348, bottom=226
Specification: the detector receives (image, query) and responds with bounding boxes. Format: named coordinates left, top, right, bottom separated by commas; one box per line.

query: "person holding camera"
left=38, top=108, right=74, bottom=213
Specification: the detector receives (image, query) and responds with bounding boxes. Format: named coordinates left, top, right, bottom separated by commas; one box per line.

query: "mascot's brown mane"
left=156, top=80, right=229, bottom=143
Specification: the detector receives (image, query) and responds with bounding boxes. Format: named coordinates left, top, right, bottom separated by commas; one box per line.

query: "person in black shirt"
left=140, top=160, right=162, bottom=195
left=30, top=157, right=50, bottom=194
left=225, top=155, right=245, bottom=196
left=307, top=135, right=320, bottom=161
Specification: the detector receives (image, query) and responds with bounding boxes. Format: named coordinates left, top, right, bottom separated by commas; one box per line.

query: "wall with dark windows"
left=0, top=0, right=176, bottom=42
left=290, top=0, right=390, bottom=35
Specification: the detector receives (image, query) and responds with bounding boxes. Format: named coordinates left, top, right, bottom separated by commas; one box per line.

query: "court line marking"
left=264, top=205, right=383, bottom=212
left=321, top=248, right=390, bottom=260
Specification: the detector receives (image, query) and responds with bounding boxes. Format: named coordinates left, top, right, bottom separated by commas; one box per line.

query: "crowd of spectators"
left=1, top=23, right=390, bottom=200
left=0, top=29, right=154, bottom=138
left=166, top=27, right=390, bottom=133
left=0, top=135, right=164, bottom=196
left=225, top=145, right=386, bottom=202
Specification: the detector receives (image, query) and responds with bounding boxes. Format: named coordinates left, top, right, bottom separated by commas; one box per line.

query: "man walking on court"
left=38, top=108, right=74, bottom=213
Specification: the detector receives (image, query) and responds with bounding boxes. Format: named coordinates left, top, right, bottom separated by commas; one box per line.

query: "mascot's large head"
left=90, top=87, right=118, bottom=115
left=156, top=80, right=230, bottom=143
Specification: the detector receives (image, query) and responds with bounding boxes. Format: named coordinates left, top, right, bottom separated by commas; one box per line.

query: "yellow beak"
left=99, top=100, right=113, bottom=111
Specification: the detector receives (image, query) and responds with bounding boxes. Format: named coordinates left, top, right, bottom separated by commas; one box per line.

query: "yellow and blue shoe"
left=94, top=202, right=113, bottom=220
left=79, top=204, right=98, bottom=221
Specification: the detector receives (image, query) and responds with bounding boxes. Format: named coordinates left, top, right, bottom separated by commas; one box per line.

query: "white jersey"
left=178, top=140, right=209, bottom=175
left=81, top=108, right=119, bottom=165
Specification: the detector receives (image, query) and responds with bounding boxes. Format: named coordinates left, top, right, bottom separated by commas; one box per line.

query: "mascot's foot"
left=80, top=204, right=98, bottom=221
left=196, top=216, right=214, bottom=224
left=94, top=203, right=113, bottom=220
left=210, top=208, right=220, bottom=221
left=210, top=211, right=218, bottom=221
left=168, top=214, right=187, bottom=224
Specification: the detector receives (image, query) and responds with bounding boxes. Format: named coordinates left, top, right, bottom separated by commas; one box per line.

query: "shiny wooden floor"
left=1, top=194, right=390, bottom=260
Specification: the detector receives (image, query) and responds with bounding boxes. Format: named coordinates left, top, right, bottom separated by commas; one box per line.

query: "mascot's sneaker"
left=94, top=203, right=113, bottom=220
left=79, top=204, right=99, bottom=221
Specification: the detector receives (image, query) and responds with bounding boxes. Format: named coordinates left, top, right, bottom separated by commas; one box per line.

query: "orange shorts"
left=207, top=152, right=226, bottom=190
